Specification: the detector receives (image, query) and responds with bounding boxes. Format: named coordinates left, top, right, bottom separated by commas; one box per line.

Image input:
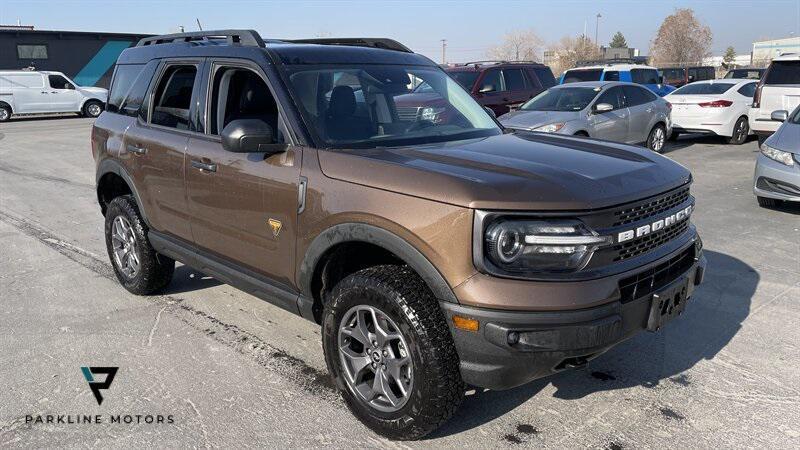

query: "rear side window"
left=764, top=61, right=800, bottom=85
left=479, top=69, right=502, bottom=92
left=107, top=62, right=158, bottom=117
left=622, top=85, right=655, bottom=106
left=48, top=75, right=74, bottom=90
left=151, top=65, right=198, bottom=130
left=563, top=69, right=603, bottom=83
left=0, top=73, right=44, bottom=88
left=737, top=82, right=757, bottom=98
left=631, top=69, right=660, bottom=85
left=603, top=71, right=620, bottom=81
left=502, top=68, right=527, bottom=91
left=531, top=67, right=556, bottom=88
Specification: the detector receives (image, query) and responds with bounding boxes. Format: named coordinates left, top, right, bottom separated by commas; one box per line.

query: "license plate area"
left=646, top=276, right=689, bottom=332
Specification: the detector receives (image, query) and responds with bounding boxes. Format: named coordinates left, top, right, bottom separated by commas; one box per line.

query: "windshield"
left=521, top=87, right=599, bottom=111
left=285, top=65, right=499, bottom=149
left=725, top=69, right=762, bottom=79
left=447, top=71, right=480, bottom=90
left=672, top=82, right=735, bottom=95
left=562, top=69, right=603, bottom=83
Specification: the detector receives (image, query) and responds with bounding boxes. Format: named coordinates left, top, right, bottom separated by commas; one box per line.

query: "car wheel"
left=725, top=117, right=749, bottom=145
left=83, top=100, right=104, bottom=118
left=757, top=196, right=780, bottom=208
left=647, top=124, right=667, bottom=153
left=322, top=265, right=464, bottom=440
left=0, top=104, right=11, bottom=122
left=104, top=195, right=174, bottom=294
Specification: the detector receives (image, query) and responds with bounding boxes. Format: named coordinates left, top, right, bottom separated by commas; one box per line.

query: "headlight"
left=420, top=107, right=445, bottom=123
left=484, top=219, right=611, bottom=273
left=761, top=143, right=795, bottom=166
left=533, top=122, right=566, bottom=133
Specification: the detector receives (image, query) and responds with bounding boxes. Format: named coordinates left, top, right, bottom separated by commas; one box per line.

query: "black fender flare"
left=95, top=158, right=151, bottom=226
left=299, top=222, right=459, bottom=304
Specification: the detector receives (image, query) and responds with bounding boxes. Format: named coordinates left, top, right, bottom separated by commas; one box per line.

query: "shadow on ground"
left=161, top=264, right=221, bottom=295
left=430, top=250, right=757, bottom=438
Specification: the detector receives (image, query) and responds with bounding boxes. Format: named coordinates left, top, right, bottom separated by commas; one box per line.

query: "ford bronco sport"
left=92, top=30, right=706, bottom=440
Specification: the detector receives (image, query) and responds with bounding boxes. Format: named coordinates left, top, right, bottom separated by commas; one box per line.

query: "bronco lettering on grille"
left=617, top=205, right=692, bottom=243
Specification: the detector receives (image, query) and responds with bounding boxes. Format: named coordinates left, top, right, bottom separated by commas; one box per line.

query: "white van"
left=0, top=70, right=108, bottom=122
left=749, top=53, right=800, bottom=145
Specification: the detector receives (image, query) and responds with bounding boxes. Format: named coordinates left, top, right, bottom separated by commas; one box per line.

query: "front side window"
left=285, top=64, right=499, bottom=149
left=150, top=65, right=197, bottom=130
left=48, top=75, right=74, bottom=90
left=521, top=87, right=599, bottom=111
left=17, top=44, right=48, bottom=59
left=672, top=82, right=735, bottom=95
left=595, top=86, right=626, bottom=109
left=631, top=69, right=660, bottom=85
left=479, top=69, right=502, bottom=92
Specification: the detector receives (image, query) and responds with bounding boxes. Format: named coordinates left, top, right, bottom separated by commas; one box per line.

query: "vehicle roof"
left=565, top=64, right=657, bottom=71
left=772, top=53, right=800, bottom=62
left=552, top=80, right=635, bottom=89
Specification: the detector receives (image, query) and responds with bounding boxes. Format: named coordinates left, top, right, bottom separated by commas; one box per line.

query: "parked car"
left=93, top=30, right=705, bottom=440
left=500, top=81, right=672, bottom=152
left=443, top=61, right=556, bottom=116
left=0, top=70, right=107, bottom=121
left=754, top=106, right=800, bottom=207
left=750, top=53, right=800, bottom=145
left=666, top=79, right=758, bottom=144
left=724, top=67, right=765, bottom=80
left=659, top=66, right=715, bottom=88
left=560, top=63, right=676, bottom=96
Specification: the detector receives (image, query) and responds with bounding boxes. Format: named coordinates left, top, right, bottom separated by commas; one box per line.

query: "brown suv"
left=92, top=30, right=706, bottom=440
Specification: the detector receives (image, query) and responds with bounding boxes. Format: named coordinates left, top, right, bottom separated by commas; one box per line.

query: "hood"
left=768, top=121, right=800, bottom=154
left=318, top=132, right=691, bottom=211
left=79, top=86, right=108, bottom=99
left=499, top=110, right=582, bottom=130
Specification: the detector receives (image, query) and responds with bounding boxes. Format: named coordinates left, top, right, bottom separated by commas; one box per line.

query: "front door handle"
left=191, top=160, right=217, bottom=172
left=126, top=144, right=147, bottom=155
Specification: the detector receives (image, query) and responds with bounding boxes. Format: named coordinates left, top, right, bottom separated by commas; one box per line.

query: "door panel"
left=46, top=75, right=80, bottom=112
left=590, top=86, right=629, bottom=142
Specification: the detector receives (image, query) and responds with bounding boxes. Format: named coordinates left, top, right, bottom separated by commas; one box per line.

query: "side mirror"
left=221, top=119, right=284, bottom=154
left=593, top=103, right=614, bottom=113
left=479, top=84, right=496, bottom=94
left=771, top=110, right=788, bottom=122
left=483, top=106, right=496, bottom=118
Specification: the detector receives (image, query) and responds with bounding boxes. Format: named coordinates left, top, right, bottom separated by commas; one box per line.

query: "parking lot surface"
left=1, top=117, right=798, bottom=448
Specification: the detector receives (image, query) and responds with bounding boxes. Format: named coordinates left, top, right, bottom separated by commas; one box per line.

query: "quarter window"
left=151, top=65, right=197, bottom=130
left=631, top=69, right=660, bottom=85
left=17, top=44, right=48, bottom=59
left=107, top=62, right=158, bottom=117
left=737, top=82, right=757, bottom=98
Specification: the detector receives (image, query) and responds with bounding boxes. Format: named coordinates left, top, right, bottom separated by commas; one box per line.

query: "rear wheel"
left=757, top=196, right=780, bottom=208
left=83, top=100, right=104, bottom=118
left=0, top=104, right=11, bottom=122
left=322, top=265, right=464, bottom=440
left=725, top=116, right=749, bottom=145
left=647, top=124, right=667, bottom=153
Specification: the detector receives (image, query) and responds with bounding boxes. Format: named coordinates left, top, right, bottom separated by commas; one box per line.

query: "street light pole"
left=441, top=39, right=447, bottom=64
left=595, top=13, right=602, bottom=48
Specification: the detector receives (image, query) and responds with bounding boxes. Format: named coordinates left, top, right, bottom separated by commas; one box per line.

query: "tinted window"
left=596, top=86, right=626, bottom=109
left=764, top=61, right=800, bottom=85
left=108, top=64, right=143, bottom=114
left=521, top=87, right=598, bottom=111
left=563, top=69, right=603, bottom=83
left=737, top=82, right=757, bottom=98
left=672, top=82, right=735, bottom=95
left=448, top=71, right=479, bottom=91
left=151, top=65, right=197, bottom=130
left=503, top=69, right=526, bottom=91
left=17, top=44, right=48, bottom=59
left=48, top=75, right=73, bottom=90
left=726, top=69, right=763, bottom=80
left=531, top=67, right=556, bottom=88
left=623, top=85, right=654, bottom=106
left=662, top=68, right=685, bottom=81
left=479, top=69, right=502, bottom=92
left=631, top=69, right=660, bottom=85
left=603, top=71, right=620, bottom=81
left=209, top=67, right=285, bottom=142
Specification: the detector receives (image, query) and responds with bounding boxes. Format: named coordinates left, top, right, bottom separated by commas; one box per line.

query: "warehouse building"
left=0, top=26, right=151, bottom=88
left=751, top=36, right=800, bottom=64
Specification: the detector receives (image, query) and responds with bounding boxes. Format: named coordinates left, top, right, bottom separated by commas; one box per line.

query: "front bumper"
left=754, top=153, right=800, bottom=202
left=441, top=239, right=706, bottom=390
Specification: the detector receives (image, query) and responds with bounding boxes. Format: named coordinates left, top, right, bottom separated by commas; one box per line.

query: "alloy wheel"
left=337, top=304, right=413, bottom=413
left=735, top=119, right=747, bottom=142
left=111, top=215, right=140, bottom=278
left=651, top=127, right=665, bottom=152
left=87, top=103, right=102, bottom=117
left=0, top=108, right=9, bottom=121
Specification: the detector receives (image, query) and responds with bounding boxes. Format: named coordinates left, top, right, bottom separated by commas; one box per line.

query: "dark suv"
left=92, top=30, right=705, bottom=440
left=659, top=66, right=716, bottom=87
left=444, top=61, right=556, bottom=116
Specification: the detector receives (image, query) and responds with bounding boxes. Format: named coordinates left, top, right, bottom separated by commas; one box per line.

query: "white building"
left=752, top=36, right=800, bottom=63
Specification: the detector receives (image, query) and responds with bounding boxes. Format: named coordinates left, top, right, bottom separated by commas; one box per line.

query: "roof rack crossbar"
left=461, top=60, right=541, bottom=66
left=575, top=58, right=648, bottom=67
left=136, top=29, right=264, bottom=47
left=287, top=38, right=412, bottom=53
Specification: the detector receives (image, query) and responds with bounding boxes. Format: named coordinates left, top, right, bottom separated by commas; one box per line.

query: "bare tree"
left=487, top=29, right=544, bottom=62
left=649, top=8, right=712, bottom=67
left=547, top=35, right=601, bottom=76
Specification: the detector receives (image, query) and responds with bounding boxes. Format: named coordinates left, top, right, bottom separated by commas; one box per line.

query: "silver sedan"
left=753, top=106, right=800, bottom=208
left=499, top=81, right=673, bottom=152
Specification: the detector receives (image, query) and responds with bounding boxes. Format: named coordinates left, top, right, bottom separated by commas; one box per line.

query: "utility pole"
left=595, top=13, right=602, bottom=47
left=440, top=39, right=447, bottom=64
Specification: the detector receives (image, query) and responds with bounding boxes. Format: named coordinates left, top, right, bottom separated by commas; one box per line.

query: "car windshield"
left=520, top=87, right=599, bottom=111
left=672, top=82, right=735, bottom=95
left=725, top=69, right=762, bottom=79
left=284, top=64, right=500, bottom=149
left=447, top=71, right=480, bottom=90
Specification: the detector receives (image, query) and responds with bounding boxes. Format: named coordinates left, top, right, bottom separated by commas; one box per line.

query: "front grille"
left=612, top=187, right=690, bottom=227
left=613, top=220, right=690, bottom=261
left=396, top=106, right=421, bottom=121
left=618, top=244, right=696, bottom=303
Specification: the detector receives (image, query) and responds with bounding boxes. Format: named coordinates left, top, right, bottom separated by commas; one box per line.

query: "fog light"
left=452, top=315, right=479, bottom=332
left=507, top=331, right=520, bottom=345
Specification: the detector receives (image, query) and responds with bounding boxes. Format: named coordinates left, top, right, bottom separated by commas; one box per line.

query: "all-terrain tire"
left=322, top=265, right=464, bottom=440
left=104, top=195, right=174, bottom=294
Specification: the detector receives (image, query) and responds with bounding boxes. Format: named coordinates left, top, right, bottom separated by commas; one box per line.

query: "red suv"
left=445, top=61, right=556, bottom=116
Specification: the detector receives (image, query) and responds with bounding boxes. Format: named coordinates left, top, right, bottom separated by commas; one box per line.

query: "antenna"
left=196, top=18, right=203, bottom=31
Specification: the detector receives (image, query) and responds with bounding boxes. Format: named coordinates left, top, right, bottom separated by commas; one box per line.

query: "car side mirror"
left=221, top=119, right=285, bottom=154
left=483, top=106, right=496, bottom=118
left=479, top=85, right=496, bottom=93
left=771, top=110, right=788, bottom=122
left=593, top=103, right=614, bottom=113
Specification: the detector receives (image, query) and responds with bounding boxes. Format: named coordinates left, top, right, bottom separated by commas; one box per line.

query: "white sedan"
left=666, top=79, right=758, bottom=145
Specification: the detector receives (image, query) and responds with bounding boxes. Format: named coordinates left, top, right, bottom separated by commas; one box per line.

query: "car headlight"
left=761, top=143, right=795, bottom=166
left=484, top=219, right=611, bottom=273
left=533, top=122, right=566, bottom=133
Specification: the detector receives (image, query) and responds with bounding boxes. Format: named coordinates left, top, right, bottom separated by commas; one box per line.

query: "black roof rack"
left=460, top=60, right=542, bottom=66
left=575, top=58, right=648, bottom=67
left=136, top=29, right=264, bottom=47
left=286, top=38, right=412, bottom=53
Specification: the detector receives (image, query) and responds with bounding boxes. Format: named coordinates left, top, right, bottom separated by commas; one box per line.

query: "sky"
left=1, top=0, right=798, bottom=63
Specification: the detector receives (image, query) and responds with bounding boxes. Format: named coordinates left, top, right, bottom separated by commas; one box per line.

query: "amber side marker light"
left=452, top=315, right=480, bottom=332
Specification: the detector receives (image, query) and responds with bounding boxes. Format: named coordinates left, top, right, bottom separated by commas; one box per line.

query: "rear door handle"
left=191, top=160, right=217, bottom=172
left=126, top=144, right=147, bottom=155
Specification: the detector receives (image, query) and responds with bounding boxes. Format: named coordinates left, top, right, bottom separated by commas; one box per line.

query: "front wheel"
left=322, top=265, right=464, bottom=440
left=0, top=104, right=11, bottom=122
left=83, top=100, right=104, bottom=118
left=647, top=124, right=667, bottom=153
left=725, top=116, right=749, bottom=145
